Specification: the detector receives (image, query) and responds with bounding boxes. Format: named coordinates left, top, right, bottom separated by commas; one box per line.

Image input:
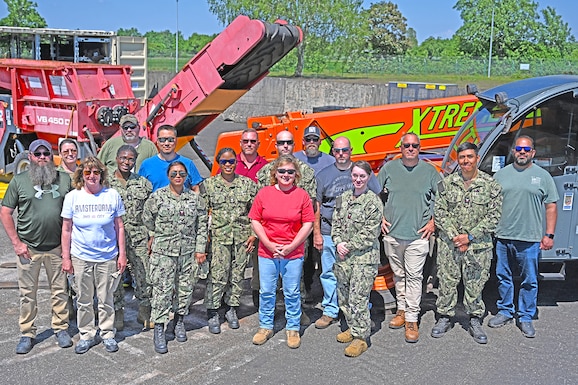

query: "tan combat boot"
left=252, top=328, right=273, bottom=345
left=405, top=321, right=419, bottom=343
left=114, top=308, right=124, bottom=331
left=286, top=330, right=301, bottom=349
left=315, top=315, right=336, bottom=329
left=344, top=338, right=368, bottom=357
left=137, top=304, right=153, bottom=329
left=336, top=328, right=354, bottom=343
left=389, top=309, right=405, bottom=329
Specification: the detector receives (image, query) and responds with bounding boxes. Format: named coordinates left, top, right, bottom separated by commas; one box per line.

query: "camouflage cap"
left=119, top=114, right=138, bottom=127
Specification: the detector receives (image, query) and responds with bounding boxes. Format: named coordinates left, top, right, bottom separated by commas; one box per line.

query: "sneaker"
left=468, top=317, right=488, bottom=344
left=431, top=317, right=451, bottom=338
left=389, top=309, right=405, bottom=329
left=286, top=330, right=301, bottom=349
left=344, top=338, right=368, bottom=357
left=75, top=339, right=96, bottom=354
left=518, top=321, right=536, bottom=338
left=102, top=338, right=119, bottom=353
left=488, top=313, right=513, bottom=328
left=336, top=329, right=353, bottom=343
left=314, top=315, right=336, bottom=329
left=56, top=330, right=73, bottom=348
left=15, top=336, right=33, bottom=354
left=252, top=328, right=273, bottom=345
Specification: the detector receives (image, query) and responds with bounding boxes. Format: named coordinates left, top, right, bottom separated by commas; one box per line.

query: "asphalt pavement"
left=0, top=118, right=578, bottom=384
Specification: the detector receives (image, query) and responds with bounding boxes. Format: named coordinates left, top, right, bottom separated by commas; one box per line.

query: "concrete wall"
left=148, top=72, right=464, bottom=123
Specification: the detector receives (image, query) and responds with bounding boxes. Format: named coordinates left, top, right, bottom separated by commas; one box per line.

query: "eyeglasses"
left=169, top=171, right=187, bottom=178
left=219, top=159, right=236, bottom=165
left=276, top=140, right=294, bottom=146
left=83, top=169, right=102, bottom=176
left=333, top=147, right=350, bottom=153
left=158, top=137, right=176, bottom=143
left=402, top=143, right=419, bottom=149
left=33, top=151, right=51, bottom=158
left=277, top=168, right=296, bottom=175
left=118, top=156, right=135, bottom=163
left=122, top=124, right=138, bottom=131
left=60, top=149, right=77, bottom=154
left=241, top=139, right=257, bottom=144
left=304, top=137, right=319, bottom=143
left=515, top=145, right=533, bottom=152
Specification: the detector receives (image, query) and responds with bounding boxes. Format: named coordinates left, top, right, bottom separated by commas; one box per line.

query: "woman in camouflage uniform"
left=201, top=148, right=257, bottom=334
left=332, top=160, right=383, bottom=357
left=142, top=161, right=207, bottom=354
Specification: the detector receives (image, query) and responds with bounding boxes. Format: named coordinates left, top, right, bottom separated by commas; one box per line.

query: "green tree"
left=535, top=6, right=575, bottom=58
left=117, top=28, right=142, bottom=37
left=145, top=30, right=175, bottom=57
left=365, top=1, right=411, bottom=55
left=206, top=0, right=364, bottom=76
left=0, top=0, right=46, bottom=27
left=408, top=36, right=462, bottom=58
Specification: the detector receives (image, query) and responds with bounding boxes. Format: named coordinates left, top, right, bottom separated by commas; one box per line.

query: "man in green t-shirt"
left=0, top=139, right=73, bottom=354
left=377, top=133, right=441, bottom=344
left=489, top=135, right=559, bottom=338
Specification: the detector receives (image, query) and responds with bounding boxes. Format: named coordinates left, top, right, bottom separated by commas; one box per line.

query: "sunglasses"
left=304, top=137, right=319, bottom=143
left=402, top=143, right=419, bottom=149
left=515, top=145, right=533, bottom=152
left=333, top=147, right=350, bottom=153
left=83, top=169, right=102, bottom=176
left=219, top=159, right=236, bottom=165
left=276, top=140, right=294, bottom=146
left=33, top=151, right=51, bottom=158
left=122, top=124, right=138, bottom=131
left=169, top=171, right=187, bottom=178
left=158, top=137, right=176, bottom=143
left=61, top=149, right=77, bottom=154
left=241, top=139, right=257, bottom=144
left=277, top=168, right=296, bottom=175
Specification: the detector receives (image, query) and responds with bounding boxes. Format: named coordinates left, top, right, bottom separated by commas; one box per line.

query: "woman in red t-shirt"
left=248, top=155, right=314, bottom=349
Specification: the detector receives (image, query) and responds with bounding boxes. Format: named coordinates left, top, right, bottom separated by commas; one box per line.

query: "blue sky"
left=2, top=0, right=576, bottom=43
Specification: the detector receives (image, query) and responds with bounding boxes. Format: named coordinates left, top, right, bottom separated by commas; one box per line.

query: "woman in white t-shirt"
left=61, top=157, right=126, bottom=355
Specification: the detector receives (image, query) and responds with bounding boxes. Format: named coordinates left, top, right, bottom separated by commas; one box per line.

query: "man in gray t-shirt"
left=377, top=133, right=441, bottom=344
left=488, top=135, right=559, bottom=338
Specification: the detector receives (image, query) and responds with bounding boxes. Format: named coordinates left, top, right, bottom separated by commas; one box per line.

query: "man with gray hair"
left=0, top=139, right=73, bottom=354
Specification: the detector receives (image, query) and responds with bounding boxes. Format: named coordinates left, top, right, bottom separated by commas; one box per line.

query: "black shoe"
left=208, top=312, right=221, bottom=334
left=16, top=336, right=33, bottom=354
left=431, top=317, right=452, bottom=338
left=56, top=330, right=73, bottom=348
left=487, top=313, right=513, bottom=328
left=468, top=317, right=487, bottom=344
left=252, top=290, right=259, bottom=308
left=153, top=323, right=168, bottom=354
left=518, top=321, right=536, bottom=338
left=75, top=339, right=96, bottom=354
left=174, top=314, right=187, bottom=342
left=225, top=307, right=240, bottom=329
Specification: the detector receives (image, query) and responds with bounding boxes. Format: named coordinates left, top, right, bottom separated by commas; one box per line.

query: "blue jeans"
left=495, top=239, right=539, bottom=322
left=258, top=256, right=303, bottom=331
left=320, top=235, right=339, bottom=318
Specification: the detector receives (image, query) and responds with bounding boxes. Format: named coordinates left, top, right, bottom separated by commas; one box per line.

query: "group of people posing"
left=1, top=114, right=558, bottom=359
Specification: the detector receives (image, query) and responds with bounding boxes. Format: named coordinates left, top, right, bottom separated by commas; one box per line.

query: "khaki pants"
left=72, top=256, right=120, bottom=340
left=17, top=246, right=69, bottom=338
left=382, top=235, right=429, bottom=322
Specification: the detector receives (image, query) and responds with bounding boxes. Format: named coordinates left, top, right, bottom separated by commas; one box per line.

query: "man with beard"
left=489, top=135, right=559, bottom=338
left=314, top=137, right=381, bottom=329
left=0, top=140, right=73, bottom=354
left=98, top=114, right=158, bottom=174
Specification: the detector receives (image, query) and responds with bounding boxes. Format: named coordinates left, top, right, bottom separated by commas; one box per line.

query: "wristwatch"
left=545, top=233, right=555, bottom=239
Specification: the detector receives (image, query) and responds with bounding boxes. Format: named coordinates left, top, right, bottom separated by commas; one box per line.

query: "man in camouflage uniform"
left=331, top=161, right=383, bottom=357
left=142, top=167, right=208, bottom=354
left=256, top=130, right=316, bottom=324
left=201, top=148, right=258, bottom=334
left=432, top=142, right=502, bottom=344
left=110, top=145, right=153, bottom=330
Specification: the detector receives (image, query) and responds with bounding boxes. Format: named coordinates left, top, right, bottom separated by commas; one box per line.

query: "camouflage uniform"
left=201, top=174, right=257, bottom=310
left=331, top=190, right=383, bottom=339
left=142, top=186, right=208, bottom=324
left=434, top=171, right=502, bottom=317
left=110, top=173, right=153, bottom=310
